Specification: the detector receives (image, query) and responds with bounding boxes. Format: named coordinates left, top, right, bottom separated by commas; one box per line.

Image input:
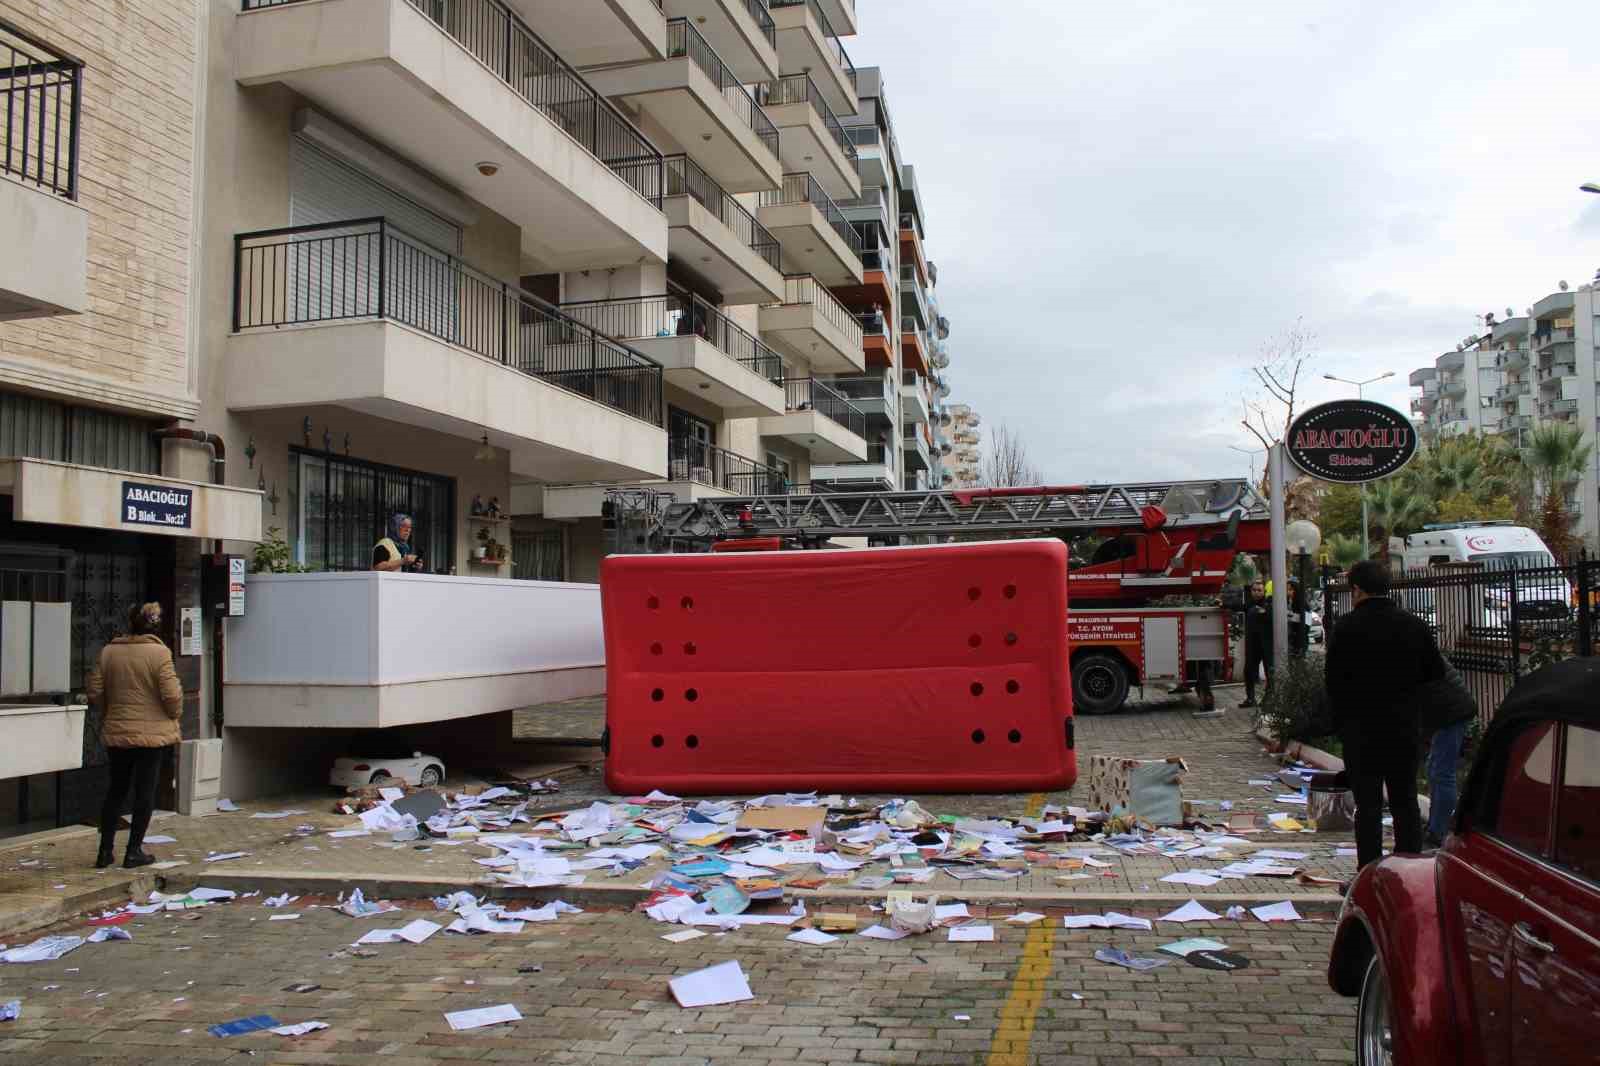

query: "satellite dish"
left=1505, top=308, right=1515, bottom=318
left=1559, top=280, right=1569, bottom=291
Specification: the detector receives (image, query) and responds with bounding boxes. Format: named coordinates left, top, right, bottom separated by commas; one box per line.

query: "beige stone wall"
left=0, top=0, right=201, bottom=419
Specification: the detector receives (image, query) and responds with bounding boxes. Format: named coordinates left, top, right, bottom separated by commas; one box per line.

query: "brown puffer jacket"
left=86, top=635, right=183, bottom=749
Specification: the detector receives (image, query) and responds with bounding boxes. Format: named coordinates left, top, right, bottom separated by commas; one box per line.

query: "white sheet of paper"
left=202, top=852, right=248, bottom=863
left=1103, top=912, right=1153, bottom=931
left=662, top=929, right=707, bottom=943
left=1158, top=899, right=1222, bottom=923
left=1252, top=849, right=1308, bottom=860
left=1006, top=912, right=1046, bottom=924
left=948, top=925, right=995, bottom=942
left=142, top=835, right=177, bottom=845
left=1082, top=857, right=1114, bottom=868
left=1336, top=847, right=1358, bottom=857
left=189, top=887, right=236, bottom=902
left=786, top=929, right=837, bottom=946
left=397, top=919, right=442, bottom=944
left=215, top=798, right=240, bottom=812
left=1276, top=794, right=1309, bottom=805
left=1062, top=914, right=1108, bottom=929
left=269, top=1020, right=328, bottom=1037
left=328, top=828, right=371, bottom=839
left=268, top=914, right=301, bottom=921
left=1251, top=900, right=1303, bottom=923
left=669, top=960, right=754, bottom=1008
left=445, top=1004, right=522, bottom=1031
left=1159, top=870, right=1222, bottom=887
left=933, top=903, right=970, bottom=921
left=860, top=924, right=909, bottom=940
left=356, top=928, right=403, bottom=945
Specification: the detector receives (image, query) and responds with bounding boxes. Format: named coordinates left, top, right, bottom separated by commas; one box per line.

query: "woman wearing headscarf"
left=87, top=601, right=183, bottom=869
left=373, top=513, right=424, bottom=572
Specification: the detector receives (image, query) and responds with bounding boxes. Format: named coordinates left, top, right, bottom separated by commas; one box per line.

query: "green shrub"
left=1255, top=654, right=1334, bottom=748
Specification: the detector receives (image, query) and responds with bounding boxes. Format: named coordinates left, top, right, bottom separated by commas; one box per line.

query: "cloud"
left=849, top=0, right=1600, bottom=483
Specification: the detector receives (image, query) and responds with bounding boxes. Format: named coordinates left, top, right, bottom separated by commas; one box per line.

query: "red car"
left=1327, top=658, right=1600, bottom=1065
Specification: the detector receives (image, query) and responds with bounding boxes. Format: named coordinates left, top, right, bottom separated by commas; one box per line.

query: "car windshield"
left=1470, top=551, right=1555, bottom=570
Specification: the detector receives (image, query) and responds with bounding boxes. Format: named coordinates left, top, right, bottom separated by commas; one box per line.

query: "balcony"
left=901, top=317, right=929, bottom=375
left=759, top=377, right=869, bottom=461
left=829, top=373, right=896, bottom=422
left=845, top=124, right=888, bottom=189
left=1532, top=291, right=1574, bottom=320
left=1537, top=361, right=1578, bottom=386
left=1534, top=327, right=1576, bottom=351
left=899, top=212, right=927, bottom=287
left=763, top=74, right=860, bottom=200
left=759, top=274, right=865, bottom=373
left=812, top=443, right=895, bottom=491
left=512, top=0, right=666, bottom=66
left=857, top=310, right=892, bottom=368
left=661, top=0, right=778, bottom=83
left=225, top=572, right=605, bottom=732
left=228, top=219, right=667, bottom=483
left=0, top=19, right=86, bottom=319
left=1438, top=378, right=1467, bottom=398
left=582, top=18, right=781, bottom=193
left=237, top=0, right=668, bottom=273
left=660, top=155, right=783, bottom=303
left=1505, top=414, right=1533, bottom=432
left=756, top=173, right=864, bottom=285
left=900, top=262, right=928, bottom=325
left=1540, top=398, right=1580, bottom=418
left=816, top=0, right=856, bottom=35
left=1497, top=381, right=1531, bottom=402
left=562, top=289, right=784, bottom=417
left=767, top=0, right=856, bottom=116
left=900, top=371, right=930, bottom=425
left=1496, top=348, right=1529, bottom=371
left=544, top=436, right=783, bottom=518
left=901, top=424, right=930, bottom=472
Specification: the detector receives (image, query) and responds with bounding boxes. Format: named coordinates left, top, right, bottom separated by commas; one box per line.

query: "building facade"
left=947, top=402, right=982, bottom=488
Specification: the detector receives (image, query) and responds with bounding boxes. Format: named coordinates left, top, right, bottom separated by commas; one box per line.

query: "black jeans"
left=1244, top=640, right=1272, bottom=701
left=100, top=746, right=164, bottom=852
left=1343, top=725, right=1422, bottom=868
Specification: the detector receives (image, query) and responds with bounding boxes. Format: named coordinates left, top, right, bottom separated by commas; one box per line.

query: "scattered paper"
left=397, top=919, right=442, bottom=944
left=0, top=935, right=83, bottom=964
left=86, top=928, right=131, bottom=944
left=1157, top=899, right=1222, bottom=924
left=1094, top=947, right=1169, bottom=971
left=786, top=929, right=838, bottom=946
left=445, top=1004, right=522, bottom=1031
left=860, top=924, right=909, bottom=940
left=1252, top=849, right=1308, bottom=860
left=0, top=1001, right=17, bottom=1022
left=142, top=835, right=176, bottom=845
left=1006, top=912, right=1046, bottom=924
left=190, top=887, right=237, bottom=902
left=1159, top=870, right=1222, bottom=887
left=210, top=1015, right=278, bottom=1037
left=1062, top=912, right=1151, bottom=931
left=662, top=929, right=707, bottom=944
left=203, top=852, right=249, bottom=863
left=669, top=960, right=754, bottom=1008
left=948, top=924, right=995, bottom=942
left=269, top=1021, right=328, bottom=1037
left=268, top=914, right=301, bottom=921
left=328, top=829, right=371, bottom=839
left=1159, top=937, right=1229, bottom=957
left=933, top=903, right=971, bottom=921
left=215, top=798, right=240, bottom=812
left=1251, top=900, right=1303, bottom=923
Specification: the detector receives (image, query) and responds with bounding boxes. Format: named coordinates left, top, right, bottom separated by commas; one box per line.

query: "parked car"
left=330, top=749, right=446, bottom=789
left=1326, top=658, right=1599, bottom=1065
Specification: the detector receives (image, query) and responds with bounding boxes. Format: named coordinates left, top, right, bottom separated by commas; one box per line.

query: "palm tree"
left=1323, top=532, right=1364, bottom=570
left=1523, top=423, right=1594, bottom=557
left=1367, top=476, right=1430, bottom=560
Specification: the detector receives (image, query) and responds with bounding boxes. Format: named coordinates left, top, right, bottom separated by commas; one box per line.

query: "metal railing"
left=898, top=211, right=924, bottom=240
left=662, top=154, right=780, bottom=270
left=0, top=18, right=81, bottom=199
left=781, top=376, right=866, bottom=438
left=773, top=275, right=861, bottom=346
left=844, top=124, right=880, bottom=147
left=669, top=436, right=784, bottom=494
left=1534, top=327, right=1576, bottom=348
left=740, top=0, right=777, bottom=48
left=767, top=0, right=854, bottom=88
left=562, top=289, right=784, bottom=383
left=241, top=0, right=665, bottom=209
left=666, top=19, right=778, bottom=159
left=830, top=372, right=895, bottom=414
left=1539, top=398, right=1580, bottom=416
left=1537, top=361, right=1577, bottom=381
left=766, top=74, right=856, bottom=166
left=233, top=218, right=664, bottom=426
left=757, top=172, right=862, bottom=255
left=1495, top=348, right=1529, bottom=368
left=855, top=310, right=886, bottom=336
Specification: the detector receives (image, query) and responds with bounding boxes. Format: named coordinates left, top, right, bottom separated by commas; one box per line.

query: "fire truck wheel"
left=1072, top=653, right=1129, bottom=715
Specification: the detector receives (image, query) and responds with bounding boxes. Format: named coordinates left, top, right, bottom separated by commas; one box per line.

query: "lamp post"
left=1323, top=371, right=1395, bottom=559
left=1285, top=519, right=1323, bottom=657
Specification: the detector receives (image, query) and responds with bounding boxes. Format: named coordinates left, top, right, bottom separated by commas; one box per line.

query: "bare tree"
left=1240, top=320, right=1316, bottom=451
left=981, top=423, right=1043, bottom=487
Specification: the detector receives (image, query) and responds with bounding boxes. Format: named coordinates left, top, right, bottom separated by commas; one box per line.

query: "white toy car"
left=330, top=749, right=445, bottom=789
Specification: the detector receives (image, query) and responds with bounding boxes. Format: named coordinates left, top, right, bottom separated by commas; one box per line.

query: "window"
left=0, top=392, right=160, bottom=475
left=512, top=530, right=564, bottom=582
left=1556, top=725, right=1600, bottom=883
left=290, top=449, right=453, bottom=572
left=1490, top=721, right=1556, bottom=856
left=766, top=452, right=791, bottom=493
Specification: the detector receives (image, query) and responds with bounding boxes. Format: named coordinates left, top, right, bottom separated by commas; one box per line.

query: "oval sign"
left=1287, top=399, right=1416, bottom=483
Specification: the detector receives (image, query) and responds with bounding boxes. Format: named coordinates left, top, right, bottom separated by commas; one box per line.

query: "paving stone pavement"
left=0, top=895, right=1355, bottom=1065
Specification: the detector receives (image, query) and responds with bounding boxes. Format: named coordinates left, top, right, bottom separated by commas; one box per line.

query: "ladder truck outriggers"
left=604, top=478, right=1271, bottom=715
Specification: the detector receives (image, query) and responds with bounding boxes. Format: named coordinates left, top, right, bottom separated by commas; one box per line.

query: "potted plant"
left=474, top=526, right=490, bottom=560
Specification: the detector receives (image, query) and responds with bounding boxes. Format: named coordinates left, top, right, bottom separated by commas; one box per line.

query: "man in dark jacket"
left=1326, top=560, right=1445, bottom=868
left=1240, top=579, right=1272, bottom=707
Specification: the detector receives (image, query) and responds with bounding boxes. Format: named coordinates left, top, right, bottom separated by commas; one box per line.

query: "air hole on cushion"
left=685, top=688, right=699, bottom=702
left=646, top=596, right=660, bottom=610
left=681, top=596, right=695, bottom=611
left=968, top=634, right=982, bottom=648
left=971, top=729, right=986, bottom=744
left=651, top=734, right=664, bottom=748
left=1006, top=680, right=1020, bottom=694
left=970, top=682, right=984, bottom=697
left=1004, top=584, right=1017, bottom=599
left=683, top=641, right=697, bottom=655
left=1008, top=729, right=1022, bottom=743
left=650, top=642, right=663, bottom=656
left=967, top=586, right=981, bottom=601
left=686, top=734, right=699, bottom=749
left=651, top=688, right=664, bottom=702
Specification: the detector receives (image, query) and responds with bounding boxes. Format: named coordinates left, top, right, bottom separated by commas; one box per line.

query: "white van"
left=1394, top=522, right=1570, bottom=621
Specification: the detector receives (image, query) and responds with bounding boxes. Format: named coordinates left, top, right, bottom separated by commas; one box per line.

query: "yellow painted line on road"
left=985, top=790, right=1054, bottom=1065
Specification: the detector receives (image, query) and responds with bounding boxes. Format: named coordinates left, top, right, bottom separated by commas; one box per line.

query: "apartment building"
left=926, top=261, right=954, bottom=488
left=947, top=402, right=982, bottom=488
left=0, top=4, right=262, bottom=832
left=1407, top=285, right=1600, bottom=547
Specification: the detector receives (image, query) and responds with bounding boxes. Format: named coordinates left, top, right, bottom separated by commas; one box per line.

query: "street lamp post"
left=1323, top=371, right=1395, bottom=560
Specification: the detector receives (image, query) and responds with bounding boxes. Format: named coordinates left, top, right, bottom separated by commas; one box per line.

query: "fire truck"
left=604, top=478, right=1270, bottom=715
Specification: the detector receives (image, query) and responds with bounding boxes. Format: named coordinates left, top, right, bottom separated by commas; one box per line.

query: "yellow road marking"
left=985, top=790, right=1054, bottom=1065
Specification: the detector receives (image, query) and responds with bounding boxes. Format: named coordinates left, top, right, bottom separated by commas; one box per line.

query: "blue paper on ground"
left=210, top=1015, right=278, bottom=1037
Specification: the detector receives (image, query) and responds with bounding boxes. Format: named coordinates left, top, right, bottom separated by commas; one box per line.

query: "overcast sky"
left=849, top=1, right=1600, bottom=484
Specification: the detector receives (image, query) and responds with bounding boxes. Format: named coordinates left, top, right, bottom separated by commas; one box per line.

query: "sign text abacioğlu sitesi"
left=1285, top=399, right=1416, bottom=484
left=122, top=481, right=192, bottom=529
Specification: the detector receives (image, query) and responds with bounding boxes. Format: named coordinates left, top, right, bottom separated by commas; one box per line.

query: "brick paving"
left=0, top=895, right=1354, bottom=1065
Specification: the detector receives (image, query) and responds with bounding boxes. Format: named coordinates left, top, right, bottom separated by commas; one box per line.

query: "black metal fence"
left=0, top=18, right=81, bottom=199
left=665, top=19, right=778, bottom=159
left=561, top=288, right=785, bottom=384
left=767, top=0, right=854, bottom=88
left=1326, top=557, right=1598, bottom=729
left=781, top=376, right=866, bottom=438
left=766, top=74, right=857, bottom=168
left=757, top=173, right=862, bottom=256
left=662, top=154, right=781, bottom=270
left=233, top=218, right=664, bottom=426
left=668, top=436, right=784, bottom=495
left=241, top=0, right=664, bottom=208
left=775, top=275, right=861, bottom=345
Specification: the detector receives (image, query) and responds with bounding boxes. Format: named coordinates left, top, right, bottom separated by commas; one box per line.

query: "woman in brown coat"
left=86, top=602, right=183, bottom=869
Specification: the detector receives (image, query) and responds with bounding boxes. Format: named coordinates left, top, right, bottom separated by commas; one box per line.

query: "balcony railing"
left=855, top=310, right=886, bottom=336
left=669, top=435, right=785, bottom=494
left=663, top=154, right=781, bottom=270
left=781, top=376, right=866, bottom=438
left=0, top=18, right=81, bottom=199
left=830, top=372, right=894, bottom=412
left=666, top=18, right=779, bottom=159
left=1496, top=348, right=1529, bottom=368
left=562, top=289, right=785, bottom=383
left=233, top=218, right=664, bottom=426
left=901, top=317, right=925, bottom=343
left=767, top=0, right=854, bottom=87
left=740, top=0, right=778, bottom=48
left=772, top=274, right=862, bottom=346
left=898, top=211, right=924, bottom=241
left=766, top=74, right=857, bottom=166
left=1539, top=399, right=1580, bottom=417
left=757, top=172, right=862, bottom=255
left=1537, top=361, right=1577, bottom=382
left=242, top=0, right=665, bottom=210
left=1534, top=327, right=1576, bottom=348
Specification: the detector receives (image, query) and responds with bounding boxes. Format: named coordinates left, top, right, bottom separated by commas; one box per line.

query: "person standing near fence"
left=1423, top=660, right=1476, bottom=849
left=1240, top=579, right=1273, bottom=708
left=1326, top=560, right=1445, bottom=868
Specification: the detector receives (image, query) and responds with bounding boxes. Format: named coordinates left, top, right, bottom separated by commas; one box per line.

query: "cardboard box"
left=736, top=805, right=826, bottom=838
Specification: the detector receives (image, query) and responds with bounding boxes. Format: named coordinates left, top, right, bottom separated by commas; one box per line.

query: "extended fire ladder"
left=608, top=479, right=1269, bottom=553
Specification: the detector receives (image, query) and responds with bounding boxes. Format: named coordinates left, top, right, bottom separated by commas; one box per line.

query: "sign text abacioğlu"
left=1285, top=399, right=1417, bottom=484
left=122, top=481, right=192, bottom=529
